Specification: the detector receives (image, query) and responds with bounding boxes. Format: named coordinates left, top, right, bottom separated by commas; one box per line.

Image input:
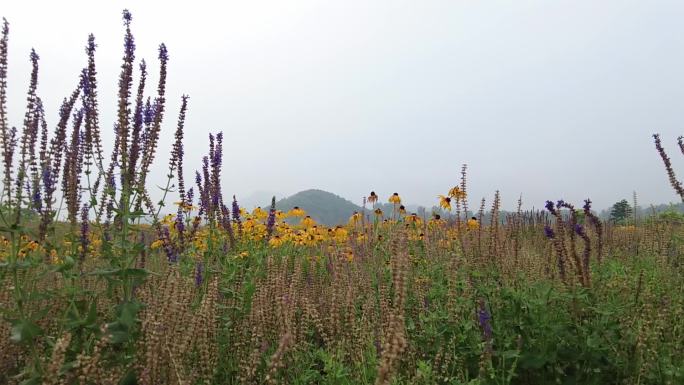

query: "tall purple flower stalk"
left=220, top=202, right=236, bottom=250
left=232, top=195, right=243, bottom=238
left=266, top=196, right=276, bottom=238
left=194, top=261, right=204, bottom=287
left=79, top=204, right=89, bottom=264
left=477, top=299, right=493, bottom=353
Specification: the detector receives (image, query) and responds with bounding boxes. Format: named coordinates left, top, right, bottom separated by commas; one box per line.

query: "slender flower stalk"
left=653, top=133, right=684, bottom=201
left=14, top=49, right=40, bottom=224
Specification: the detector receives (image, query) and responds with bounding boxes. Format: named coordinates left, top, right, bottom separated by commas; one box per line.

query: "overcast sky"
left=3, top=0, right=684, bottom=211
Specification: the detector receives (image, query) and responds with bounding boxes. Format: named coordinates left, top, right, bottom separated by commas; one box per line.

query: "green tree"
left=610, top=199, right=632, bottom=224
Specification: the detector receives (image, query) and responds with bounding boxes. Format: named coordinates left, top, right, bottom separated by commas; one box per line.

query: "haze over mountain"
left=274, top=189, right=362, bottom=226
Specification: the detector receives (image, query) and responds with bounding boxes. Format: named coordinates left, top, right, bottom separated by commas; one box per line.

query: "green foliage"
left=610, top=199, right=632, bottom=224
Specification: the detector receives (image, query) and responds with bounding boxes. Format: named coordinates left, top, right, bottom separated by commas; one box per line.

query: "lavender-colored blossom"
left=122, top=9, right=132, bottom=24
left=143, top=98, right=155, bottom=125
left=123, top=29, right=135, bottom=58
left=162, top=226, right=178, bottom=263
left=477, top=300, right=493, bottom=344
left=583, top=199, right=592, bottom=212
left=194, top=261, right=204, bottom=287
left=158, top=43, right=168, bottom=62
left=232, top=196, right=241, bottom=222
left=32, top=186, right=41, bottom=211
left=544, top=200, right=556, bottom=214
left=108, top=174, right=116, bottom=193
left=544, top=225, right=555, bottom=239
left=574, top=223, right=584, bottom=235
left=175, top=210, right=185, bottom=233
left=186, top=187, right=194, bottom=207
left=220, top=202, right=236, bottom=249
left=42, top=168, right=54, bottom=193
left=266, top=196, right=276, bottom=237
left=79, top=205, right=89, bottom=263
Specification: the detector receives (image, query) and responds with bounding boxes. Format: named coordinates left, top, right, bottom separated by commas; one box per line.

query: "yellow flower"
left=288, top=206, right=306, bottom=217
left=448, top=186, right=466, bottom=200
left=429, top=214, right=445, bottom=228
left=252, top=207, right=268, bottom=220
left=405, top=213, right=422, bottom=225
left=269, top=235, right=285, bottom=248
left=438, top=195, right=452, bottom=211
left=374, top=208, right=383, bottom=217
left=409, top=232, right=425, bottom=241
left=50, top=249, right=62, bottom=265
left=238, top=251, right=249, bottom=258
left=26, top=241, right=39, bottom=252
left=276, top=210, right=287, bottom=221
left=348, top=211, right=362, bottom=226
left=399, top=205, right=406, bottom=215
left=467, top=217, right=479, bottom=230
left=334, top=226, right=348, bottom=243
left=388, top=192, right=401, bottom=204
left=345, top=250, right=354, bottom=262
left=150, top=239, right=164, bottom=250
left=174, top=201, right=196, bottom=211
left=301, top=216, right=316, bottom=228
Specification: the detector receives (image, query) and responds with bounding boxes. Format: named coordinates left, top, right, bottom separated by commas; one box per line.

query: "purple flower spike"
left=122, top=9, right=132, bottom=24
left=194, top=262, right=204, bottom=287
left=477, top=300, right=493, bottom=344
left=544, top=200, right=555, bottom=213
left=158, top=43, right=168, bottom=62
left=544, top=225, right=555, bottom=239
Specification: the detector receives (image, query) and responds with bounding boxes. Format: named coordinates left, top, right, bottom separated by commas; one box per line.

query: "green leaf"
left=10, top=319, right=43, bottom=344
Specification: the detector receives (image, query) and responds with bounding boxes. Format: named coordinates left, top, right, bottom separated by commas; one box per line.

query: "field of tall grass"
left=0, top=10, right=683, bottom=385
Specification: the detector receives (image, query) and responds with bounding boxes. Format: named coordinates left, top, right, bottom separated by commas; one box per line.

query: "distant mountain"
left=239, top=190, right=282, bottom=209
left=275, top=189, right=363, bottom=226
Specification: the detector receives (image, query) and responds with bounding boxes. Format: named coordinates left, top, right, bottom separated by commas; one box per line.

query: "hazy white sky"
left=3, top=0, right=684, bottom=210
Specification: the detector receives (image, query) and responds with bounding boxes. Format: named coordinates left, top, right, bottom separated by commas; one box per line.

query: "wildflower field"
left=1, top=10, right=683, bottom=385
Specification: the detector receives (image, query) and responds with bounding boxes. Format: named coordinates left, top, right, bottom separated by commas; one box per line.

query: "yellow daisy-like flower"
left=268, top=235, right=284, bottom=248
left=174, top=201, right=196, bottom=211
left=405, top=213, right=422, bottom=225
left=50, top=249, right=62, bottom=265
left=344, top=250, right=354, bottom=263
left=374, top=208, right=383, bottom=217
left=150, top=239, right=164, bottom=250
left=334, top=226, right=348, bottom=243
left=348, top=211, right=362, bottom=226
left=438, top=195, right=452, bottom=211
left=388, top=192, right=401, bottom=204
left=429, top=214, right=445, bottom=228
left=288, top=206, right=306, bottom=217
left=399, top=205, right=406, bottom=215
left=301, top=215, right=316, bottom=228
left=275, top=210, right=286, bottom=221
left=252, top=207, right=268, bottom=220
left=448, top=186, right=466, bottom=200
left=467, top=217, right=479, bottom=230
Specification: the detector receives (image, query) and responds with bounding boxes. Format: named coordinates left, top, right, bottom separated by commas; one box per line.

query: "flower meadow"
left=1, top=11, right=683, bottom=385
